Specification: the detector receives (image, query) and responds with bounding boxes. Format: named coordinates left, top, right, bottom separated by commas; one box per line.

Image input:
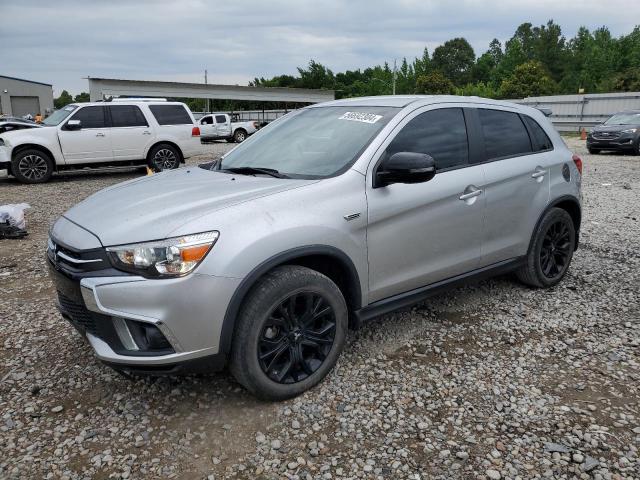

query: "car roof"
left=312, top=95, right=525, bottom=110
left=68, top=100, right=187, bottom=108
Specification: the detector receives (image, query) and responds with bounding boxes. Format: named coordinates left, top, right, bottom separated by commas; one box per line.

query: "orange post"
left=580, top=128, right=587, bottom=140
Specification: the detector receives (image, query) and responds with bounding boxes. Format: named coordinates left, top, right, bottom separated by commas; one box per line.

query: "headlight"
left=621, top=128, right=638, bottom=134
left=106, top=231, right=219, bottom=278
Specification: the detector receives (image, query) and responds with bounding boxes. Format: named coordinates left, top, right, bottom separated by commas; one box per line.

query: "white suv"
left=0, top=99, right=203, bottom=183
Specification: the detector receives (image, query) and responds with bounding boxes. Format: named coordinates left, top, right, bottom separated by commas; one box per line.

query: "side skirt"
left=353, top=257, right=526, bottom=327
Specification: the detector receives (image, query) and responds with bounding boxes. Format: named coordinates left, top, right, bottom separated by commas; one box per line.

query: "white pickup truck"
left=199, top=113, right=259, bottom=143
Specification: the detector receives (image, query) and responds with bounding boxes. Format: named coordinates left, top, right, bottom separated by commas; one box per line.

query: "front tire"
left=517, top=208, right=575, bottom=288
left=148, top=144, right=181, bottom=172
left=587, top=147, right=600, bottom=154
left=230, top=266, right=347, bottom=401
left=11, top=149, right=54, bottom=184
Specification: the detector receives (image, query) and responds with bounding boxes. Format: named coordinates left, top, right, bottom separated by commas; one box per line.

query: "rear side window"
left=384, top=108, right=468, bottom=170
left=149, top=104, right=192, bottom=125
left=478, top=109, right=532, bottom=159
left=109, top=105, right=148, bottom=127
left=71, top=106, right=106, bottom=129
left=215, top=115, right=227, bottom=123
left=523, top=116, right=553, bottom=151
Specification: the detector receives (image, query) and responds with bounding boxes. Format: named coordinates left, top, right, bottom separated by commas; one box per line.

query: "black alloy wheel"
left=539, top=220, right=572, bottom=280
left=258, top=292, right=336, bottom=384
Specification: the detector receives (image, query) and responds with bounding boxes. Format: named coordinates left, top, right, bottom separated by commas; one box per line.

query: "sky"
left=1, top=0, right=638, bottom=96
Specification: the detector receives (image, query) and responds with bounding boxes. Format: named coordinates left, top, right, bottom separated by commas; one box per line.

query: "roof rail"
left=111, top=97, right=168, bottom=102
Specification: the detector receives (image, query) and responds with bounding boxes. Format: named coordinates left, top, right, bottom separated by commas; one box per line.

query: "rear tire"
left=147, top=144, right=181, bottom=172
left=11, top=149, right=54, bottom=184
left=230, top=265, right=347, bottom=401
left=517, top=208, right=575, bottom=288
left=233, top=129, right=247, bottom=143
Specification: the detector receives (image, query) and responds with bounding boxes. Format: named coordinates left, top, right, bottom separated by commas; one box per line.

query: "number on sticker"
left=339, top=112, right=383, bottom=124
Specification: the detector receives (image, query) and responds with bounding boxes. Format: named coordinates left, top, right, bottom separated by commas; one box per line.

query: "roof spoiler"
left=536, top=107, right=552, bottom=117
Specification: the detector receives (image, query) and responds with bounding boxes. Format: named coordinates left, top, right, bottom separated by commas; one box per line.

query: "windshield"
left=604, top=113, right=640, bottom=126
left=43, top=105, right=78, bottom=126
left=218, top=106, right=399, bottom=178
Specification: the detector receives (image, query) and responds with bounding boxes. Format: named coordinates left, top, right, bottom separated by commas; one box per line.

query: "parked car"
left=587, top=110, right=640, bottom=155
left=0, top=99, right=202, bottom=183
left=47, top=95, right=582, bottom=400
left=199, top=113, right=259, bottom=143
left=0, top=116, right=42, bottom=134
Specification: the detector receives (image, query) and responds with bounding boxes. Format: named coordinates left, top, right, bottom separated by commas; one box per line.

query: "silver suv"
left=48, top=96, right=582, bottom=400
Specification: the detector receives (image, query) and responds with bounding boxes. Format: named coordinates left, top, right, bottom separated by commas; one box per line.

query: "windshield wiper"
left=222, top=166, right=289, bottom=179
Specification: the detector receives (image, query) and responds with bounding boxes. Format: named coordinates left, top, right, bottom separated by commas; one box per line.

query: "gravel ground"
left=0, top=137, right=638, bottom=480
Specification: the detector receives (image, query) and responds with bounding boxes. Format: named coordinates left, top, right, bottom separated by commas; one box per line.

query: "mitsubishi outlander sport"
left=47, top=96, right=582, bottom=400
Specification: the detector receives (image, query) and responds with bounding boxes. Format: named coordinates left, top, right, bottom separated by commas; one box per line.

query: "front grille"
left=48, top=237, right=108, bottom=274
left=593, top=132, right=620, bottom=140
left=58, top=292, right=98, bottom=336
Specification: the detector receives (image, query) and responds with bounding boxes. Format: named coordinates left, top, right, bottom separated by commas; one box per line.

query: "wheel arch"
left=146, top=141, right=185, bottom=164
left=10, top=144, right=57, bottom=175
left=220, top=245, right=362, bottom=355
left=530, top=195, right=582, bottom=252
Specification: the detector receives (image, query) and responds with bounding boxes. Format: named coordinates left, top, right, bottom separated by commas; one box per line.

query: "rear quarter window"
left=523, top=115, right=553, bottom=151
left=149, top=105, right=192, bottom=125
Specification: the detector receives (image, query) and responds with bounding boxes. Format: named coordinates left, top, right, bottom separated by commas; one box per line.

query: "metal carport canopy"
left=88, top=77, right=334, bottom=103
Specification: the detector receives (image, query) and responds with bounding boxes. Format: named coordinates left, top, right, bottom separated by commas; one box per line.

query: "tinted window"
left=201, top=116, right=213, bottom=125
left=384, top=108, right=468, bottom=170
left=149, top=104, right=192, bottom=125
left=71, top=106, right=106, bottom=129
left=479, top=109, right=532, bottom=159
left=523, top=116, right=553, bottom=151
left=109, top=105, right=148, bottom=127
left=215, top=115, right=227, bottom=123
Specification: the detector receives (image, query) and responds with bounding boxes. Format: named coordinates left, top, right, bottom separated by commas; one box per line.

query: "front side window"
left=215, top=115, right=227, bottom=123
left=201, top=116, right=213, bottom=125
left=218, top=106, right=398, bottom=178
left=479, top=109, right=532, bottom=159
left=109, top=105, right=148, bottom=128
left=70, top=106, right=106, bottom=129
left=523, top=116, right=553, bottom=151
left=384, top=108, right=469, bottom=170
left=149, top=104, right=192, bottom=125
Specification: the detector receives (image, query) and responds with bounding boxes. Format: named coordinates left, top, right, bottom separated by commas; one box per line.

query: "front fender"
left=4, top=129, right=65, bottom=165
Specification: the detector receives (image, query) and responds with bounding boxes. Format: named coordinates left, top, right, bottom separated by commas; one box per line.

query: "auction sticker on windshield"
left=339, top=111, right=383, bottom=124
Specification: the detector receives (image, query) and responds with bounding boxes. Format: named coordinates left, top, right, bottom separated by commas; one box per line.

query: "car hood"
left=594, top=124, right=638, bottom=132
left=63, top=167, right=314, bottom=246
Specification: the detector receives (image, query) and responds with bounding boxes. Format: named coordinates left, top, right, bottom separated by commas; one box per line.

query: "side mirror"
left=375, top=152, right=436, bottom=187
left=65, top=119, right=82, bottom=131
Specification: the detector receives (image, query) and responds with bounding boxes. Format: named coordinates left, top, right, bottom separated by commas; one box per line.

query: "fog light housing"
left=113, top=317, right=174, bottom=353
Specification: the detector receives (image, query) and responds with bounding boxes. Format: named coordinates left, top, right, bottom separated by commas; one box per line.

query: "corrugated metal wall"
left=511, top=92, right=640, bottom=132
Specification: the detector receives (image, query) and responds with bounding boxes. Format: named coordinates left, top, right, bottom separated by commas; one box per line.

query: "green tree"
left=415, top=71, right=454, bottom=94
left=54, top=90, right=73, bottom=109
left=431, top=37, right=476, bottom=86
left=612, top=68, right=640, bottom=91
left=498, top=61, right=557, bottom=98
left=74, top=92, right=90, bottom=103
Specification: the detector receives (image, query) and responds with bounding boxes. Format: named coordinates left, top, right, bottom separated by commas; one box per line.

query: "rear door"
left=58, top=106, right=112, bottom=164
left=215, top=114, right=231, bottom=138
left=473, top=108, right=552, bottom=264
left=366, top=106, right=485, bottom=302
left=108, top=105, right=152, bottom=161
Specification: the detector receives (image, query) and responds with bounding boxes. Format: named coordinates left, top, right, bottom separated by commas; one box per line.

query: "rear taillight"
left=572, top=154, right=583, bottom=175
left=192, top=126, right=200, bottom=137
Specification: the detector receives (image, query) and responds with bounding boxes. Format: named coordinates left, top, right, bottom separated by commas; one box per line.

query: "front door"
left=366, top=107, right=485, bottom=303
left=215, top=114, right=232, bottom=138
left=58, top=106, right=112, bottom=164
left=200, top=115, right=216, bottom=138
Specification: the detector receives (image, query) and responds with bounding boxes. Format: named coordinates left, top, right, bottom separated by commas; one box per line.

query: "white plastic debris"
left=0, top=203, right=31, bottom=230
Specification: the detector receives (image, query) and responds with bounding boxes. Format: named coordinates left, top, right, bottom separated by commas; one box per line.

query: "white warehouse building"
left=0, top=75, right=54, bottom=117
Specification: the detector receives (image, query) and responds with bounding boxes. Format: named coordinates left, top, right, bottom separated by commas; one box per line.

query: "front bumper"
left=49, top=256, right=241, bottom=371
left=587, top=134, right=637, bottom=150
